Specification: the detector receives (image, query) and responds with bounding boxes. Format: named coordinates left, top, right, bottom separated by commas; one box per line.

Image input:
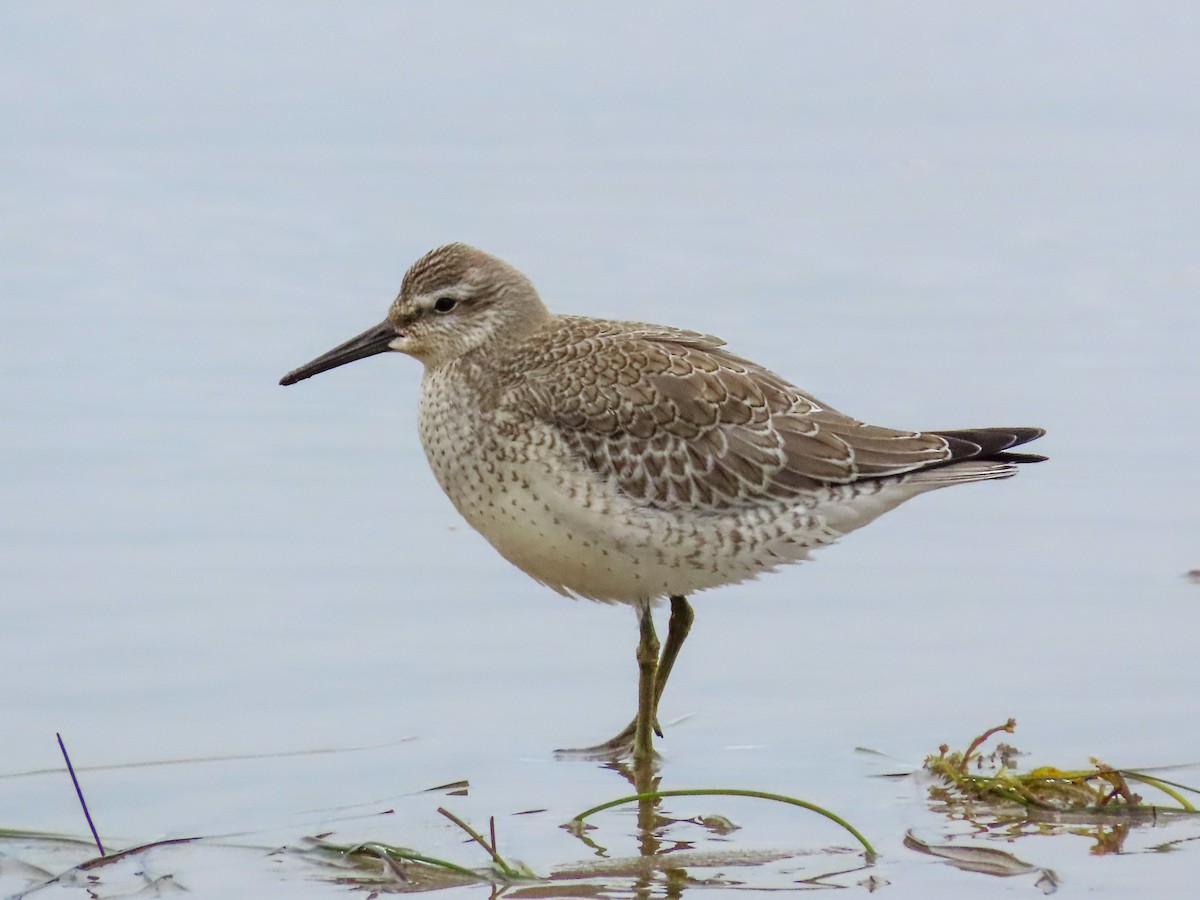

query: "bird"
left=280, top=243, right=1045, bottom=763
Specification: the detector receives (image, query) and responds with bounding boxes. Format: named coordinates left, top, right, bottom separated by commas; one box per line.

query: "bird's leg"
left=554, top=595, right=694, bottom=761
left=653, top=596, right=694, bottom=717
left=632, top=600, right=661, bottom=764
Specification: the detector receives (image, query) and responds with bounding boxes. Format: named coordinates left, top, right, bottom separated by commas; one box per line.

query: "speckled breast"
left=415, top=365, right=834, bottom=603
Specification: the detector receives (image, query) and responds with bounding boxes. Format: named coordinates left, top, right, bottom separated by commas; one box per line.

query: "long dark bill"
left=280, top=321, right=397, bottom=386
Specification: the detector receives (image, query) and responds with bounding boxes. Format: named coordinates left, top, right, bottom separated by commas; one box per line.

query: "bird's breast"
left=415, top=369, right=842, bottom=602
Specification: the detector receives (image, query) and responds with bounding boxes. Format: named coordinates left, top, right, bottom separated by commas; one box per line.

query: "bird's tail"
left=931, top=426, right=1047, bottom=465
left=905, top=460, right=1021, bottom=486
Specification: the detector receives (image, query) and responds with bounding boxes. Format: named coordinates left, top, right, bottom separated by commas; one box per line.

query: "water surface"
left=3, top=2, right=1198, bottom=896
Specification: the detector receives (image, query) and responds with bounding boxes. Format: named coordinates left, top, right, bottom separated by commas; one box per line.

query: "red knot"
left=281, top=243, right=1045, bottom=762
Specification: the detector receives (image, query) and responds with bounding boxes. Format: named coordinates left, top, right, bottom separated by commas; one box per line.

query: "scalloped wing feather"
left=505, top=317, right=958, bottom=513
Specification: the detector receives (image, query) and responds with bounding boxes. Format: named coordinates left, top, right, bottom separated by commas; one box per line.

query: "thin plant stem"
left=1123, top=773, right=1196, bottom=811
left=437, top=807, right=518, bottom=877
left=350, top=842, right=487, bottom=881
left=959, top=719, right=1016, bottom=770
left=56, top=733, right=104, bottom=857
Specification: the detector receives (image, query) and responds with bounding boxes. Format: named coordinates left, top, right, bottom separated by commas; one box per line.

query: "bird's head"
left=280, top=243, right=548, bottom=385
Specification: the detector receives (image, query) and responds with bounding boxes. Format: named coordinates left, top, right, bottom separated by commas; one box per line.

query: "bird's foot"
left=553, top=716, right=663, bottom=761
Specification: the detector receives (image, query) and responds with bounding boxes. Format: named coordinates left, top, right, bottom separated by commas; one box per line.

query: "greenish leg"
left=555, top=595, right=695, bottom=761
left=653, top=596, right=694, bottom=716
left=632, top=601, right=661, bottom=764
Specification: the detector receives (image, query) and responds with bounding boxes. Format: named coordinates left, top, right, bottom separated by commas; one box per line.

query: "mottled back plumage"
left=503, top=317, right=995, bottom=514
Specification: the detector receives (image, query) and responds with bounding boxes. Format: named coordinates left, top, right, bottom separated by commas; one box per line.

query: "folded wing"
left=507, top=317, right=1043, bottom=514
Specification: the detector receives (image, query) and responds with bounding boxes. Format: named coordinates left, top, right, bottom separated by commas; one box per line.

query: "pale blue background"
left=2, top=2, right=1198, bottom=896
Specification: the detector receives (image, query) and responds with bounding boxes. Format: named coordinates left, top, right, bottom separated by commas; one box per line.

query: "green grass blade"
left=570, top=787, right=875, bottom=858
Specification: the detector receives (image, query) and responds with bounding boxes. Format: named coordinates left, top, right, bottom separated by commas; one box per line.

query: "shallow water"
left=3, top=2, right=1199, bottom=897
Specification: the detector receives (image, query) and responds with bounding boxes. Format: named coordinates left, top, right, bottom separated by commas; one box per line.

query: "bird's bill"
left=279, top=320, right=397, bottom=386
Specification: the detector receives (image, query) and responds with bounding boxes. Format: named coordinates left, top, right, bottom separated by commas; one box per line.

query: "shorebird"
left=281, top=243, right=1045, bottom=762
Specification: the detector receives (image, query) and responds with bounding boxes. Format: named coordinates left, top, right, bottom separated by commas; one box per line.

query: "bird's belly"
left=424, top=447, right=681, bottom=601
left=462, top=488, right=652, bottom=601
left=420, top=416, right=838, bottom=602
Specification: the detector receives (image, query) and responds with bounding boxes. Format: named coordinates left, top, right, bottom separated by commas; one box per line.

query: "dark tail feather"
left=929, top=427, right=1047, bottom=465
left=991, top=451, right=1048, bottom=464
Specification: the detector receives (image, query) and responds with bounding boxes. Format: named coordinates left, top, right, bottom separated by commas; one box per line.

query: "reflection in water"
left=903, top=831, right=1059, bottom=891
left=558, top=755, right=876, bottom=894
left=1088, top=822, right=1131, bottom=856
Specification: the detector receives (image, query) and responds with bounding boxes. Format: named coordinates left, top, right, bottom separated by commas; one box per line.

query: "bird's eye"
left=433, top=296, right=457, bottom=314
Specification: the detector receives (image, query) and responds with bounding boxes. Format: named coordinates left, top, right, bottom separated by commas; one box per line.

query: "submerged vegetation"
left=4, top=724, right=1198, bottom=894
left=925, top=718, right=1199, bottom=814
left=304, top=788, right=875, bottom=894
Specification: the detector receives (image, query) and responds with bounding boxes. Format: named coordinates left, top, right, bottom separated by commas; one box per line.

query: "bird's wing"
left=502, top=317, right=958, bottom=514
